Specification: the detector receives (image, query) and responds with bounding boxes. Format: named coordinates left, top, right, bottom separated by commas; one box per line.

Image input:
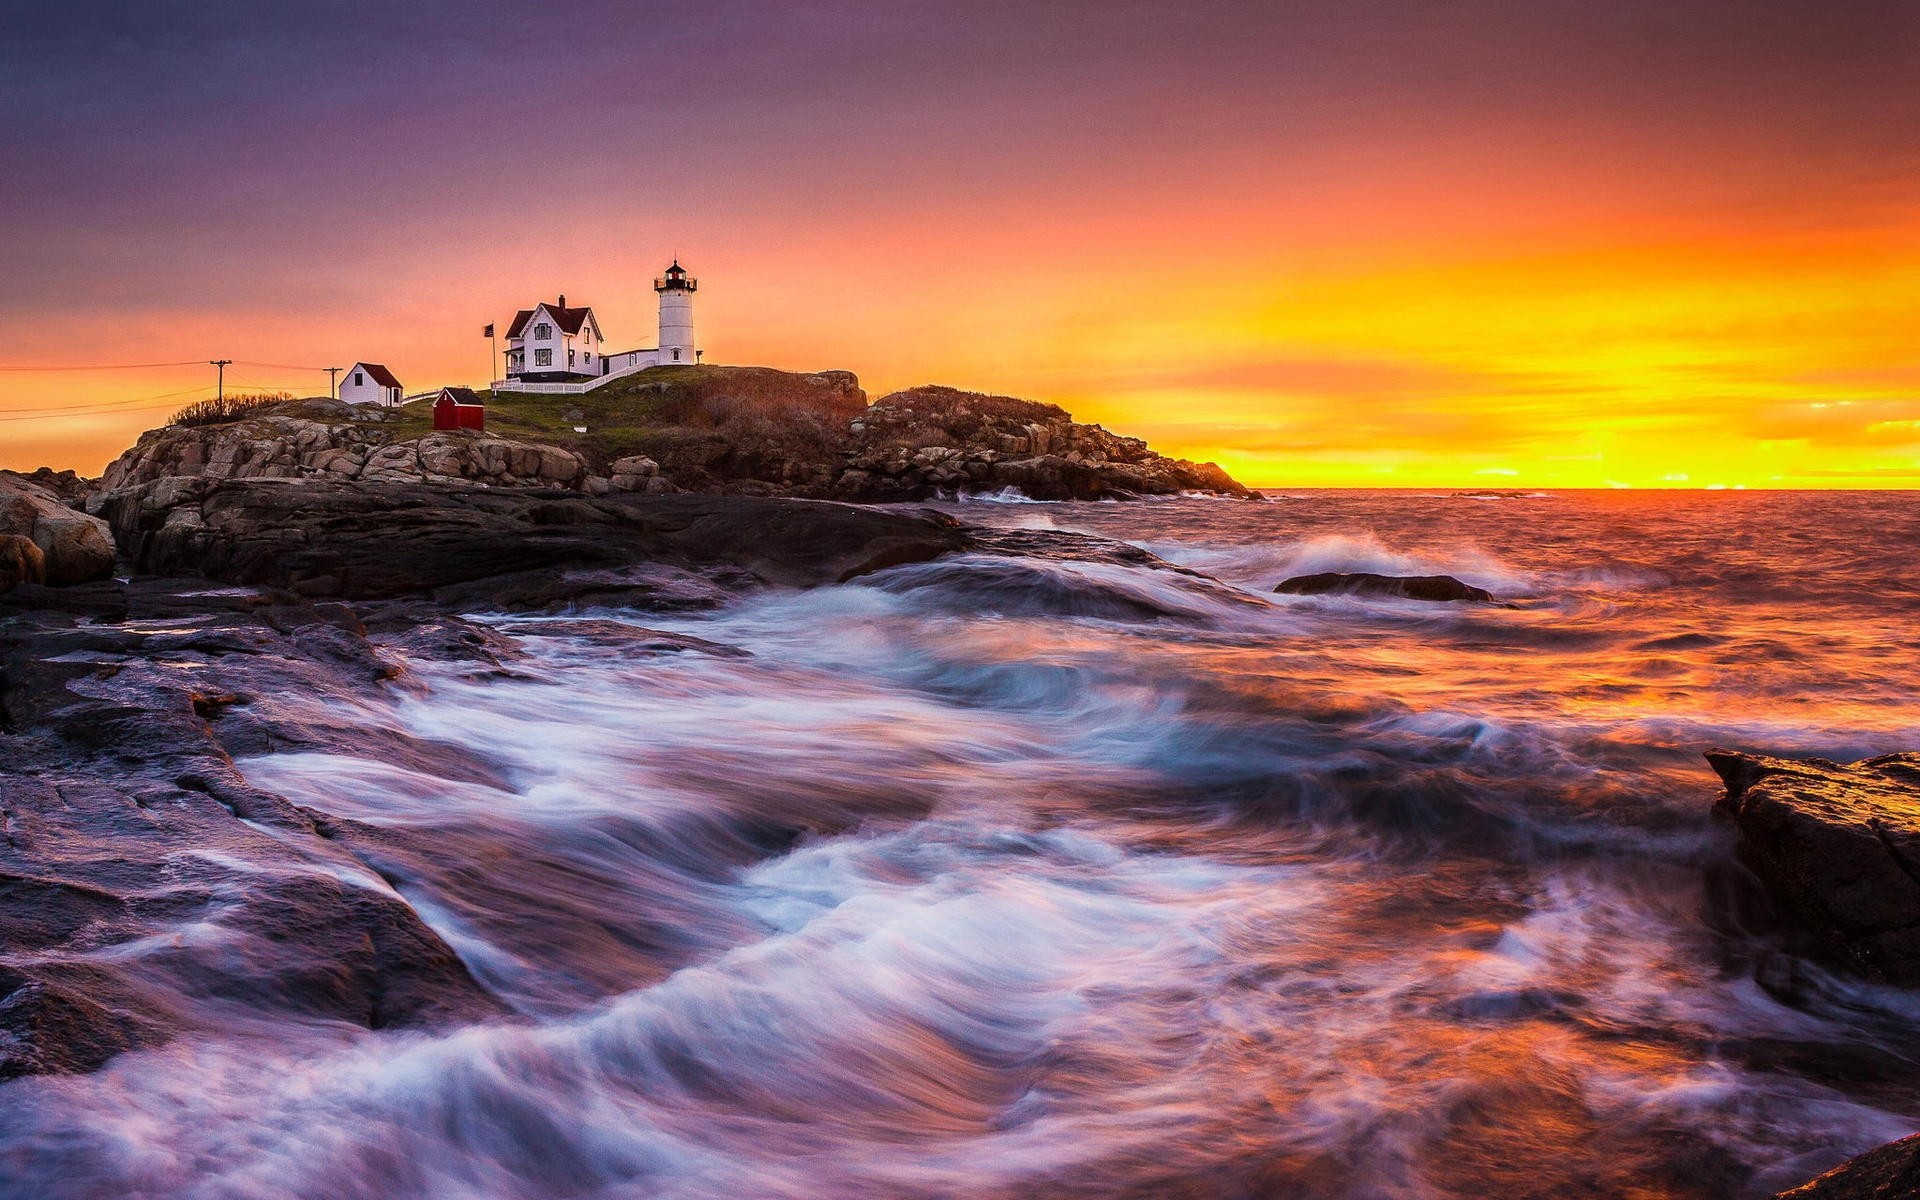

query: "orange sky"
left=4, top=1, right=1917, bottom=488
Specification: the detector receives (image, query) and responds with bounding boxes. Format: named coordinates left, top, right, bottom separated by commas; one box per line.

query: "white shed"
left=339, top=362, right=403, bottom=406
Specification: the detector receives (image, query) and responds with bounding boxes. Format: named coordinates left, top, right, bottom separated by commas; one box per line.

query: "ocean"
left=4, top=489, right=1918, bottom=1198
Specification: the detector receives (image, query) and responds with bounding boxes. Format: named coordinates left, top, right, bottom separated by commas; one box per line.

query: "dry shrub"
left=169, top=392, right=294, bottom=427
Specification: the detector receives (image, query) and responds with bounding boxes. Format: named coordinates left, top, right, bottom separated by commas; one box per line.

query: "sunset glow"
left=4, top=1, right=1916, bottom=486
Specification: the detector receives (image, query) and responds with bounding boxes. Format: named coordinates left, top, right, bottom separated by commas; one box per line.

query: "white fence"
left=492, top=356, right=657, bottom=396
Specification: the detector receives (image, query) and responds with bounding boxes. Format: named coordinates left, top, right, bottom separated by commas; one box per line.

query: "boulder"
left=1772, top=1132, right=1920, bottom=1198
left=608, top=455, right=661, bottom=493
left=1275, top=572, right=1495, bottom=603
left=0, top=474, right=116, bottom=587
left=0, top=534, right=46, bottom=590
left=1707, top=750, right=1920, bottom=986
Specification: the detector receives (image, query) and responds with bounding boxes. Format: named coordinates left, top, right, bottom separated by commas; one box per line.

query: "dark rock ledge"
left=91, top=477, right=971, bottom=600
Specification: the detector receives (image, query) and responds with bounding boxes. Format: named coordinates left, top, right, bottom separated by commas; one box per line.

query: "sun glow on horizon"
left=4, top=3, right=1916, bottom=488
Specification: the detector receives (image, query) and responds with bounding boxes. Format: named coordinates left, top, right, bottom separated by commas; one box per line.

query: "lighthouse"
left=655, top=261, right=698, bottom=365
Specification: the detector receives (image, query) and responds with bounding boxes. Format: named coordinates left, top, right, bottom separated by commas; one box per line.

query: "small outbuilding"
left=432, top=387, right=486, bottom=431
left=339, top=362, right=403, bottom=406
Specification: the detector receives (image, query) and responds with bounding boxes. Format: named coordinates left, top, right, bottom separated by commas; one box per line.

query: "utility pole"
left=325, top=366, right=343, bottom=399
left=210, top=359, right=232, bottom=402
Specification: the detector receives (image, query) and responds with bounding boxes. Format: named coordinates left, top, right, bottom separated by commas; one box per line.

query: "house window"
left=568, top=349, right=576, bottom=366
left=535, top=323, right=552, bottom=339
left=585, top=351, right=592, bottom=364
left=354, top=372, right=364, bottom=386
left=535, top=349, right=553, bottom=367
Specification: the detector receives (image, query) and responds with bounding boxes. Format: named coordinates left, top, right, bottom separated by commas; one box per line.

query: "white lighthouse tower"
left=655, top=261, right=698, bottom=365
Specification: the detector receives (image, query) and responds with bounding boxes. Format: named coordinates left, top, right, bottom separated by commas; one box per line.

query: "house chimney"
left=558, top=294, right=566, bottom=308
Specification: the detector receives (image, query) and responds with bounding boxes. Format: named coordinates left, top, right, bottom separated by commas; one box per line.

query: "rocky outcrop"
left=1275, top=572, right=1495, bottom=603
left=0, top=473, right=116, bottom=589
left=0, top=467, right=92, bottom=505
left=831, top=386, right=1251, bottom=501
left=1773, top=1132, right=1920, bottom=1198
left=93, top=478, right=970, bottom=601
left=98, top=402, right=595, bottom=493
left=1707, top=750, right=1920, bottom=987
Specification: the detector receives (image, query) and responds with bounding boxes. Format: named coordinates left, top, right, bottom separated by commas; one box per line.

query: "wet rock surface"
left=0, top=579, right=512, bottom=1079
left=1772, top=1132, right=1920, bottom=1198
left=0, top=483, right=988, bottom=1079
left=1274, top=571, right=1496, bottom=603
left=1707, top=750, right=1920, bottom=988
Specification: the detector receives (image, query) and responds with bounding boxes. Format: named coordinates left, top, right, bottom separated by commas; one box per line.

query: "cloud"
left=1742, top=398, right=1920, bottom=447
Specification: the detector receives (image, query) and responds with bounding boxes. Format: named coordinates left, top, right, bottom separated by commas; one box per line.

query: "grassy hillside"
left=383, top=365, right=867, bottom=474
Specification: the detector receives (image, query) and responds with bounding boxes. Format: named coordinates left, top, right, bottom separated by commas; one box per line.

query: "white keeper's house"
left=496, top=261, right=702, bottom=394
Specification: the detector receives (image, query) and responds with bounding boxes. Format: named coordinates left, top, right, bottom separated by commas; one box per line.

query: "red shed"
left=432, top=387, right=485, bottom=431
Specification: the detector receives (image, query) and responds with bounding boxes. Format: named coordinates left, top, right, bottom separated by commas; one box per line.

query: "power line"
left=0, top=359, right=207, bottom=373
left=0, top=386, right=212, bottom=423
left=0, top=399, right=200, bottom=423
left=0, top=383, right=211, bottom=416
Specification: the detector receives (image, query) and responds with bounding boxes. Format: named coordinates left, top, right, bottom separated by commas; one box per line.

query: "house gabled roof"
left=350, top=362, right=403, bottom=389
left=505, top=302, right=594, bottom=339
left=437, top=386, right=484, bottom=406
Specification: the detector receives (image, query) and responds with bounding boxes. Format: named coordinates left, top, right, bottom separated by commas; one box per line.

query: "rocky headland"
left=92, top=367, right=1251, bottom=503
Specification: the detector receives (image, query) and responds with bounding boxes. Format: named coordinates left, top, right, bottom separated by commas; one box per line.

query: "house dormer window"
left=535, top=323, right=552, bottom=340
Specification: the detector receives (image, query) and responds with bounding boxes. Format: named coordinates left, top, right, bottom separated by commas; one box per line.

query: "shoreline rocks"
left=1706, top=749, right=1920, bottom=988
left=0, top=580, right=513, bottom=1080
left=0, top=482, right=978, bottom=1081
